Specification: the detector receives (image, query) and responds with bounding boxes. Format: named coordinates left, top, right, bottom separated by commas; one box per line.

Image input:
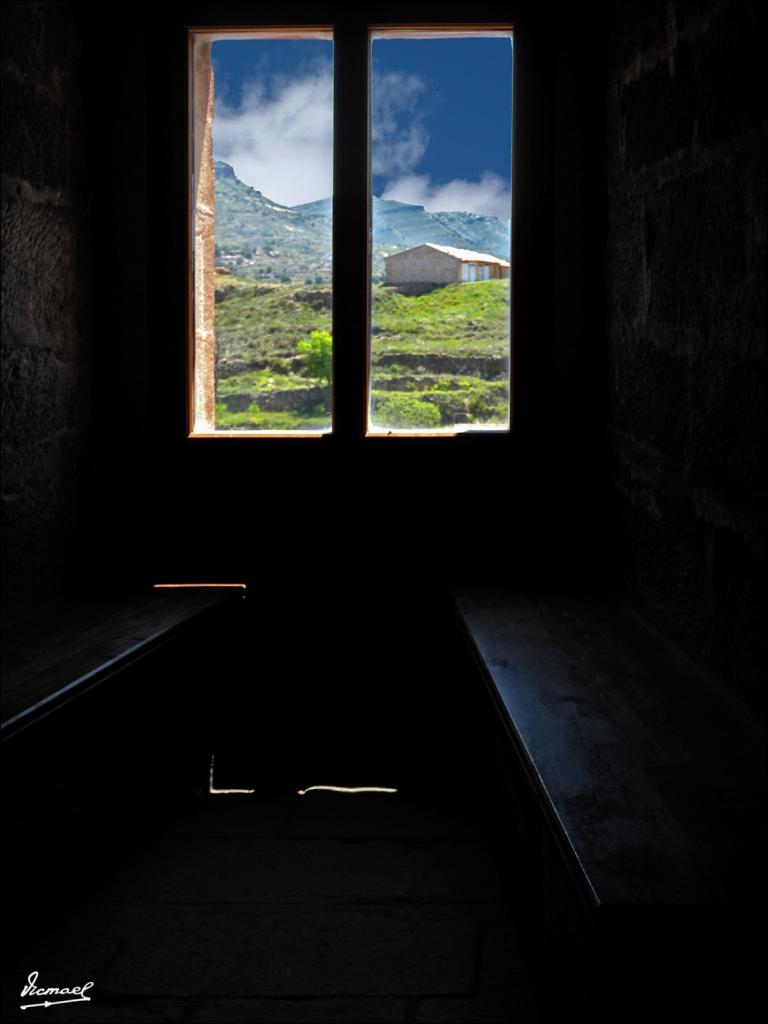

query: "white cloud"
left=213, top=66, right=433, bottom=207
left=380, top=171, right=511, bottom=218
left=213, top=65, right=508, bottom=218
left=371, top=71, right=430, bottom=176
left=213, top=64, right=334, bottom=207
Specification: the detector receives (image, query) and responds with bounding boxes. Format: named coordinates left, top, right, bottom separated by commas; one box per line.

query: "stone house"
left=384, top=242, right=510, bottom=287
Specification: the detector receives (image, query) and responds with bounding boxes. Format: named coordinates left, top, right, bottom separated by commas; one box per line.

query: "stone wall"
left=606, top=2, right=766, bottom=708
left=1, top=2, right=92, bottom=609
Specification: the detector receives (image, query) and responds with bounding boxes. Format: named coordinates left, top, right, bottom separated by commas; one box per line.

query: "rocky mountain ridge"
left=214, top=161, right=511, bottom=283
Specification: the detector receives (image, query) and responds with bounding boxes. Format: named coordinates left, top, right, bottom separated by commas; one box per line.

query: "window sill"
left=366, top=425, right=510, bottom=438
left=187, top=427, right=511, bottom=439
left=188, top=430, right=330, bottom=439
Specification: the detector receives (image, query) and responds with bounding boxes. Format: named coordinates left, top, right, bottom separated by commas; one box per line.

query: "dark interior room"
left=2, top=3, right=765, bottom=1022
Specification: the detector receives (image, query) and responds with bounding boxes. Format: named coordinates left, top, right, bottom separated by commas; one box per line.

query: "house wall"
left=385, top=248, right=508, bottom=285
left=605, top=2, right=766, bottom=709
left=476, top=262, right=508, bottom=280
left=385, top=246, right=460, bottom=285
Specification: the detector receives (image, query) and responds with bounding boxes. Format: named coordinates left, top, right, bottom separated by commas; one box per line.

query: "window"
left=188, top=24, right=513, bottom=438
left=189, top=29, right=334, bottom=436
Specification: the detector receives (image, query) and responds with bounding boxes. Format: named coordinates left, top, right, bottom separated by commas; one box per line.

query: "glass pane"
left=369, top=34, right=512, bottom=433
left=192, top=35, right=333, bottom=433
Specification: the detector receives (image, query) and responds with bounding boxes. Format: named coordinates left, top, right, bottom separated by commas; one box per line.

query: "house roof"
left=387, top=242, right=510, bottom=267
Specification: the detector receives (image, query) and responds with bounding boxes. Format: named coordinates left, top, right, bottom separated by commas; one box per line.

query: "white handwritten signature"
left=20, top=971, right=94, bottom=1010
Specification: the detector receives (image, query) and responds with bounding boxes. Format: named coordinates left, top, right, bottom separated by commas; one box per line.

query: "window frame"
left=186, top=19, right=515, bottom=440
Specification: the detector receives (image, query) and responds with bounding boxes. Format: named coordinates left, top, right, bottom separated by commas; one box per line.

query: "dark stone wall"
left=606, top=2, right=766, bottom=708
left=1, top=2, right=92, bottom=607
left=2, top=2, right=764, bottom=712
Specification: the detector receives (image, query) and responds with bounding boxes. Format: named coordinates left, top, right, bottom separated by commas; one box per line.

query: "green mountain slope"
left=293, top=194, right=510, bottom=256
left=214, top=162, right=332, bottom=283
left=214, top=161, right=511, bottom=284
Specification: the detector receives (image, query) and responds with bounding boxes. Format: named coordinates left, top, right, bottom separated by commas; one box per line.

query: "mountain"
left=214, top=161, right=333, bottom=283
left=214, top=161, right=511, bottom=283
left=294, top=195, right=511, bottom=257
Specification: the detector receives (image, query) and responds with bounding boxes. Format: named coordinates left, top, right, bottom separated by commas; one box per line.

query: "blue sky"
left=211, top=36, right=512, bottom=216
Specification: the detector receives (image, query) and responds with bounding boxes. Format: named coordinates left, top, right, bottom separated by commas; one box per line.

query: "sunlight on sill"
left=208, top=755, right=255, bottom=795
left=297, top=785, right=398, bottom=796
left=153, top=583, right=247, bottom=589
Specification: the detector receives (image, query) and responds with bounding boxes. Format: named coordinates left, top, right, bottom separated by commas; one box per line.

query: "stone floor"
left=4, top=790, right=539, bottom=1023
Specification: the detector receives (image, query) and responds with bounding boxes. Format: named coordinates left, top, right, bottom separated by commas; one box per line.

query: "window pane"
left=369, top=34, right=512, bottom=433
left=191, top=35, right=333, bottom=434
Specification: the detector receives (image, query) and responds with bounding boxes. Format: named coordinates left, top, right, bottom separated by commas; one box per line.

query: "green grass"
left=371, top=280, right=509, bottom=356
left=214, top=274, right=332, bottom=363
left=214, top=274, right=509, bottom=364
left=371, top=394, right=442, bottom=429
left=216, top=369, right=310, bottom=396
left=371, top=378, right=508, bottom=427
left=214, top=403, right=330, bottom=431
left=213, top=273, right=510, bottom=430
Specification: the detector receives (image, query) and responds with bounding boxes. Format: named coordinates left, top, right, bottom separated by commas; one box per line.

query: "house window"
left=188, top=24, right=513, bottom=438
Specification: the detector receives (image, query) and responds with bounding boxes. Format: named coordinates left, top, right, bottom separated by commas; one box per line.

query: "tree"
left=297, top=329, right=332, bottom=385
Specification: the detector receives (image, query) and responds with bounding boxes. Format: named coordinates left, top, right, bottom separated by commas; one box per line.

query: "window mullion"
left=331, top=20, right=370, bottom=441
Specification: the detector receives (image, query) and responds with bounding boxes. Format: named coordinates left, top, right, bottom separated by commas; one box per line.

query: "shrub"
left=297, top=329, right=333, bottom=384
left=374, top=394, right=442, bottom=429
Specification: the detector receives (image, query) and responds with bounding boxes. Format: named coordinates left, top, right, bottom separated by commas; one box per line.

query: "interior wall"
left=0, top=3, right=611, bottom=611
left=4, top=2, right=763, bottom=717
left=130, top=3, right=611, bottom=603
left=1, top=2, right=93, bottom=609
left=605, top=2, right=766, bottom=709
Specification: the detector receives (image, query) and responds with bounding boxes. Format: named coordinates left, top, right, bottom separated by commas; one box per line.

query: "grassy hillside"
left=214, top=273, right=510, bottom=430
left=372, top=280, right=508, bottom=355
left=214, top=276, right=331, bottom=366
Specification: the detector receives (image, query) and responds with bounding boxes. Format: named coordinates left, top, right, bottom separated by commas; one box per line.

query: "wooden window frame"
left=186, top=18, right=515, bottom=440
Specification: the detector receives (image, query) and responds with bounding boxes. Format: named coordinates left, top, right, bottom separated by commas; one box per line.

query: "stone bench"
left=2, top=586, right=244, bottom=736
left=454, top=589, right=765, bottom=907
left=2, top=585, right=247, bottom=951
